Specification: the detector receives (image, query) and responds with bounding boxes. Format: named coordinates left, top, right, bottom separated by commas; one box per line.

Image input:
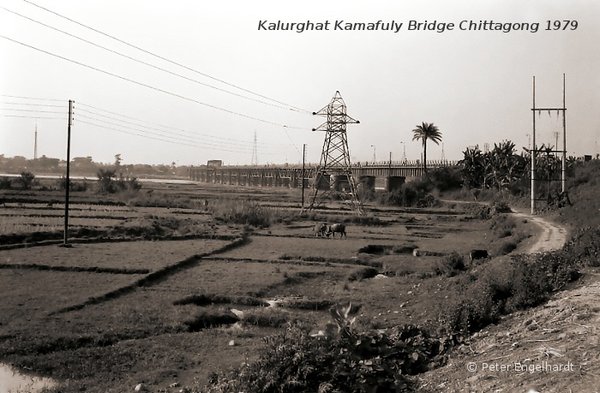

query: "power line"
left=76, top=119, right=270, bottom=154
left=75, top=102, right=281, bottom=146
left=0, top=108, right=65, bottom=114
left=0, top=34, right=306, bottom=130
left=2, top=101, right=66, bottom=108
left=0, top=94, right=64, bottom=102
left=2, top=114, right=66, bottom=119
left=75, top=112, right=262, bottom=151
left=20, top=0, right=311, bottom=113
left=1, top=6, right=299, bottom=112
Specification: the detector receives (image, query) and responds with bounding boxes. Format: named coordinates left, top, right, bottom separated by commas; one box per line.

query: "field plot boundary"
left=0, top=232, right=239, bottom=251
left=0, top=263, right=150, bottom=275
left=48, top=236, right=249, bottom=316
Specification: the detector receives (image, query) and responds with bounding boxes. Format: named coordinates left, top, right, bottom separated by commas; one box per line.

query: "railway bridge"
left=189, top=160, right=457, bottom=192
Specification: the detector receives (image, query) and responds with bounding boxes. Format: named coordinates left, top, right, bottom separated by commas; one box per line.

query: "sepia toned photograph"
left=1, top=0, right=599, bottom=392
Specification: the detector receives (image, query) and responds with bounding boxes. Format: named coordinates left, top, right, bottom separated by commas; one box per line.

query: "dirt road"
left=420, top=205, right=600, bottom=392
left=512, top=209, right=568, bottom=254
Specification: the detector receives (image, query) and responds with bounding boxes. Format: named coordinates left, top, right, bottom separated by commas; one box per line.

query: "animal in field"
left=327, top=223, right=347, bottom=238
left=469, top=249, right=489, bottom=261
left=314, top=222, right=328, bottom=237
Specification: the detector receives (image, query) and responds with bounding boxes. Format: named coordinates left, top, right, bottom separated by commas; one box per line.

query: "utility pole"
left=531, top=77, right=536, bottom=215
left=33, top=121, right=38, bottom=159
left=441, top=143, right=446, bottom=162
left=63, top=100, right=73, bottom=247
left=561, top=73, right=567, bottom=192
left=401, top=141, right=407, bottom=163
left=301, top=144, right=306, bottom=208
left=530, top=74, right=567, bottom=213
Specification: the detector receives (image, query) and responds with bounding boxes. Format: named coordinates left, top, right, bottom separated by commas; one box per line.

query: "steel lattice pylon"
left=307, top=91, right=363, bottom=213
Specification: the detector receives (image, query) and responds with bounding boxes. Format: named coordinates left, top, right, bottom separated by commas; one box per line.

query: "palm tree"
left=412, top=122, right=442, bottom=173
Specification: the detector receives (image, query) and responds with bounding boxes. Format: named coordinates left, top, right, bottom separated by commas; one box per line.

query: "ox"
left=327, top=223, right=347, bottom=238
left=314, top=222, right=328, bottom=237
left=469, top=249, right=489, bottom=261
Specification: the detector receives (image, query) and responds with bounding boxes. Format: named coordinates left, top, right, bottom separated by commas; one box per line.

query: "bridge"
left=189, top=160, right=458, bottom=192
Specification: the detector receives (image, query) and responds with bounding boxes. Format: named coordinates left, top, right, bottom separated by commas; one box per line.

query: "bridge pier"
left=386, top=176, right=405, bottom=192
left=332, top=174, right=350, bottom=192
left=358, top=175, right=376, bottom=193
left=315, top=174, right=330, bottom=190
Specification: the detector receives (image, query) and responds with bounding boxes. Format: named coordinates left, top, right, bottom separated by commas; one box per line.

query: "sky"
left=1, top=0, right=599, bottom=166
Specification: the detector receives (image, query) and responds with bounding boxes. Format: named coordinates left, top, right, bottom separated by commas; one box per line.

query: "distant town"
left=0, top=154, right=191, bottom=178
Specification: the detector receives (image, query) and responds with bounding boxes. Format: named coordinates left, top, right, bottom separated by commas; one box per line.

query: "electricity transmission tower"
left=306, top=91, right=362, bottom=213
left=251, top=131, right=258, bottom=165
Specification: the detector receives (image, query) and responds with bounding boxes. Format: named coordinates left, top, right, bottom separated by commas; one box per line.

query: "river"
left=0, top=363, right=56, bottom=393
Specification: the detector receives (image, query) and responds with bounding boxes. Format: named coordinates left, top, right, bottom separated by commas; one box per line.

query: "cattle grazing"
left=327, top=223, right=347, bottom=238
left=314, top=222, right=328, bottom=237
left=469, top=249, right=489, bottom=261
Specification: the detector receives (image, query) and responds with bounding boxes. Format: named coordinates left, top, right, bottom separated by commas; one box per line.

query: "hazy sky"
left=1, top=0, right=599, bottom=166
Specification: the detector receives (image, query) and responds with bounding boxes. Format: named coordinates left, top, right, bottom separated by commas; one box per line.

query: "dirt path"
left=512, top=209, right=568, bottom=254
left=442, top=199, right=568, bottom=254
left=419, top=204, right=600, bottom=392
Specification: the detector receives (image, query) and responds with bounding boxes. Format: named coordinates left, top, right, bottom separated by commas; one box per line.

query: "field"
left=0, top=180, right=539, bottom=392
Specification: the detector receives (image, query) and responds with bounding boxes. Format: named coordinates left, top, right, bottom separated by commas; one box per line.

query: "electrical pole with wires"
left=62, top=99, right=73, bottom=247
left=301, top=144, right=306, bottom=208
left=306, top=91, right=362, bottom=214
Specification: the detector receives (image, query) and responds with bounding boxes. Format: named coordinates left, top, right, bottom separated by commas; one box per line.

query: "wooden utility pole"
left=561, top=73, right=567, bottom=192
left=531, top=77, right=536, bottom=215
left=63, top=100, right=73, bottom=247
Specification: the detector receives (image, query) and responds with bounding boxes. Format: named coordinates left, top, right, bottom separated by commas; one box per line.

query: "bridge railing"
left=192, top=160, right=458, bottom=170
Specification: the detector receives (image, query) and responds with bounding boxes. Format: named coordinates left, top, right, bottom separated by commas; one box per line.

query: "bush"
left=204, top=305, right=446, bottom=393
left=96, top=169, right=141, bottom=194
left=209, top=199, right=276, bottom=228
left=494, top=240, right=517, bottom=256
left=0, top=177, right=11, bottom=189
left=18, top=171, right=36, bottom=190
left=435, top=252, right=466, bottom=277
left=492, top=201, right=511, bottom=213
left=57, top=177, right=88, bottom=192
left=439, top=252, right=580, bottom=334
left=377, top=180, right=435, bottom=208
left=347, top=267, right=379, bottom=281
left=428, top=167, right=463, bottom=192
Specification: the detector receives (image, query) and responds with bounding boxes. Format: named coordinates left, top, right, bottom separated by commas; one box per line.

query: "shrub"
left=18, top=171, right=36, bottom=190
left=494, top=240, right=517, bottom=256
left=57, top=177, right=88, bottom=192
left=439, top=253, right=580, bottom=334
left=435, top=252, right=466, bottom=277
left=428, top=167, right=463, bottom=192
left=347, top=267, right=379, bottom=281
left=0, top=177, right=11, bottom=189
left=492, top=200, right=512, bottom=213
left=204, top=304, right=446, bottom=393
left=377, top=181, right=434, bottom=207
left=209, top=199, right=276, bottom=228
left=564, top=226, right=600, bottom=267
left=183, top=309, right=239, bottom=332
left=96, top=169, right=141, bottom=194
